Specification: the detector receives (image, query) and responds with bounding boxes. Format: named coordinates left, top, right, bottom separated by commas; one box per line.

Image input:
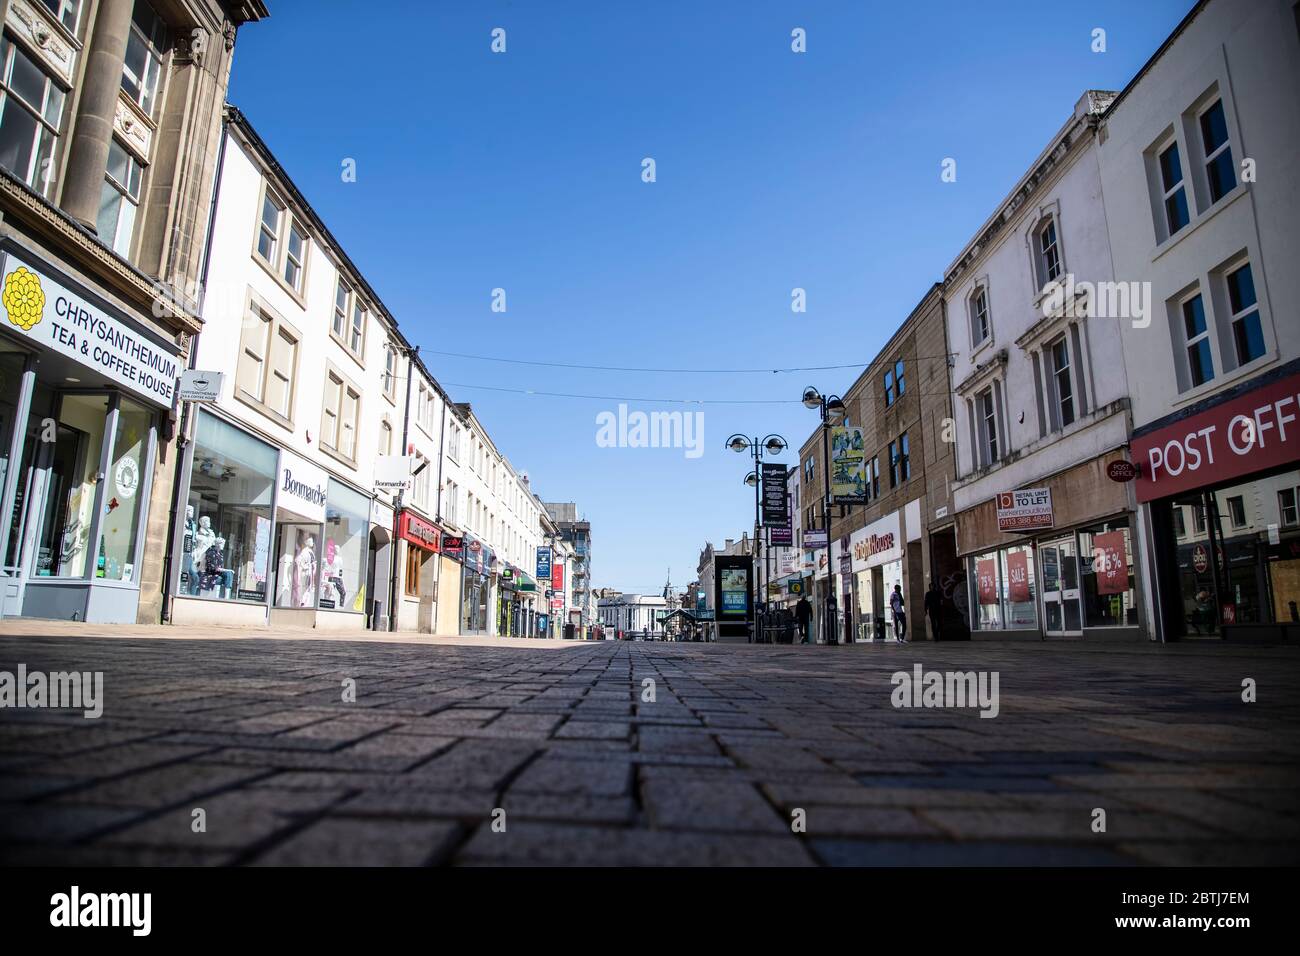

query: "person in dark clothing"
left=924, top=584, right=943, bottom=641
left=890, top=584, right=907, bottom=643
left=795, top=595, right=812, bottom=644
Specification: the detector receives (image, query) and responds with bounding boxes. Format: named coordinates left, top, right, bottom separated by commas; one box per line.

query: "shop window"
left=97, top=398, right=151, bottom=581
left=0, top=34, right=66, bottom=197
left=35, top=394, right=109, bottom=578
left=1078, top=519, right=1136, bottom=628
left=969, top=544, right=1037, bottom=631
left=274, top=523, right=318, bottom=608
left=321, top=479, right=368, bottom=612
left=970, top=551, right=1001, bottom=631
left=181, top=410, right=276, bottom=602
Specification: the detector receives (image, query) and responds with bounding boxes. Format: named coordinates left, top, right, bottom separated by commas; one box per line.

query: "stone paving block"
left=335, top=789, right=499, bottom=819
left=642, top=779, right=786, bottom=835
left=810, top=838, right=1134, bottom=866
left=555, top=719, right=630, bottom=740
left=52, top=762, right=268, bottom=810
left=0, top=803, right=144, bottom=846
left=509, top=756, right=632, bottom=797
left=637, top=727, right=721, bottom=755
left=252, top=818, right=462, bottom=866
left=920, top=807, right=1222, bottom=842
left=414, top=740, right=539, bottom=791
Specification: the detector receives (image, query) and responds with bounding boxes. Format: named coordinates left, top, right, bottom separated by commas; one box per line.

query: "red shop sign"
left=1130, top=372, right=1300, bottom=503
left=1092, top=531, right=1128, bottom=595
left=399, top=512, right=440, bottom=552
left=551, top=565, right=564, bottom=591
left=977, top=559, right=998, bottom=606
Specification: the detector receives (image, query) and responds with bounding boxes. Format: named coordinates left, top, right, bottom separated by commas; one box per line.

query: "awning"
left=515, top=569, right=537, bottom=591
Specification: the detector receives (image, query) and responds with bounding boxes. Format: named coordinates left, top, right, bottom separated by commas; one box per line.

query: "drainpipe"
left=161, top=118, right=229, bottom=623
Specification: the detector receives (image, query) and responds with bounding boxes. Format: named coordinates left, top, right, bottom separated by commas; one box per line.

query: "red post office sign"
left=1130, top=372, right=1300, bottom=503
left=398, top=512, right=440, bottom=552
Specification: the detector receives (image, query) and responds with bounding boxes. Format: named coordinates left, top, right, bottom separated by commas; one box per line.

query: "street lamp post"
left=802, top=387, right=845, bottom=646
left=727, top=433, right=787, bottom=643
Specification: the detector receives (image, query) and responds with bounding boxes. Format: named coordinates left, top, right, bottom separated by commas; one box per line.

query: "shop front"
left=1, top=245, right=179, bottom=623
left=393, top=509, right=439, bottom=633
left=497, top=566, right=518, bottom=636
left=954, top=450, right=1142, bottom=641
left=456, top=533, right=492, bottom=635
left=849, top=511, right=904, bottom=642
left=1131, top=368, right=1300, bottom=642
left=169, top=409, right=383, bottom=630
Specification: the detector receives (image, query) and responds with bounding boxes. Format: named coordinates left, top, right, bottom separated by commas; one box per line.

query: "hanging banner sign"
left=769, top=525, right=792, bottom=546
left=179, top=369, right=224, bottom=403
left=761, top=463, right=790, bottom=525
left=830, top=426, right=867, bottom=504
left=374, top=455, right=413, bottom=493
left=551, top=564, right=564, bottom=592
left=803, top=528, right=828, bottom=549
left=536, top=547, right=552, bottom=582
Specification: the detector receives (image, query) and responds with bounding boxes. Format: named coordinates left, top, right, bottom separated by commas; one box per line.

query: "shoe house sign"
left=1, top=251, right=178, bottom=406
left=995, top=488, right=1054, bottom=532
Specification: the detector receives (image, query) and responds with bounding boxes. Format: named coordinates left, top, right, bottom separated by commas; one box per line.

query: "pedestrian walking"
left=795, top=594, right=812, bottom=644
left=924, top=583, right=943, bottom=642
left=890, top=584, right=907, bottom=643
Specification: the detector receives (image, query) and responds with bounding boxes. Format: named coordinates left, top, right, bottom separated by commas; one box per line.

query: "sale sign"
left=1007, top=550, right=1029, bottom=602
left=1130, top=372, right=1300, bottom=503
left=1093, top=531, right=1128, bottom=595
left=977, top=559, right=998, bottom=606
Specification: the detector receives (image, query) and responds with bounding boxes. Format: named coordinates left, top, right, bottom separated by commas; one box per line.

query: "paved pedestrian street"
left=2, top=628, right=1298, bottom=867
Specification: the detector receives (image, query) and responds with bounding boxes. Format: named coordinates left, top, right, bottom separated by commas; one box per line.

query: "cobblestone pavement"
left=2, top=630, right=1298, bottom=866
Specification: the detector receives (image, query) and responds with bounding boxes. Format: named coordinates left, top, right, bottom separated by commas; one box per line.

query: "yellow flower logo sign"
left=3, top=267, right=46, bottom=332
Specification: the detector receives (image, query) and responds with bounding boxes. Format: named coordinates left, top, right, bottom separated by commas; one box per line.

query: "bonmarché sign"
left=277, top=450, right=329, bottom=522
left=2, top=252, right=179, bottom=405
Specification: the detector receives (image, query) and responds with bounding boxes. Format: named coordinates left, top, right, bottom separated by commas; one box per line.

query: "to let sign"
left=995, top=489, right=1054, bottom=532
left=1130, top=372, right=1300, bottom=503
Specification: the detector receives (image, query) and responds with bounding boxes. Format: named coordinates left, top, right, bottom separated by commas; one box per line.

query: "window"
left=898, top=432, right=909, bottom=482
left=883, top=359, right=905, bottom=406
left=350, top=297, right=366, bottom=354
left=1050, top=337, right=1075, bottom=428
left=1226, top=263, right=1264, bottom=366
left=384, top=343, right=397, bottom=398
left=1227, top=495, right=1246, bottom=529
left=1181, top=293, right=1214, bottom=387
left=1280, top=488, right=1298, bottom=527
left=321, top=368, right=361, bottom=463
left=894, top=359, right=905, bottom=400
left=0, top=35, right=65, bottom=196
left=1158, top=141, right=1189, bottom=235
left=379, top=419, right=392, bottom=456
left=97, top=139, right=142, bottom=257
left=970, top=286, right=990, bottom=347
left=1192, top=503, right=1206, bottom=534
left=405, top=546, right=421, bottom=596
left=41, top=0, right=82, bottom=31
left=236, top=301, right=299, bottom=423
left=449, top=425, right=460, bottom=462
left=1037, top=218, right=1061, bottom=286
left=182, top=410, right=277, bottom=603
left=121, top=1, right=167, bottom=117
left=322, top=479, right=368, bottom=613
left=1173, top=507, right=1186, bottom=538
left=804, top=457, right=814, bottom=481
left=257, top=189, right=283, bottom=264
left=869, top=456, right=880, bottom=498
left=283, top=220, right=306, bottom=292
left=978, top=388, right=999, bottom=466
left=333, top=278, right=350, bottom=337
left=1199, top=100, right=1235, bottom=203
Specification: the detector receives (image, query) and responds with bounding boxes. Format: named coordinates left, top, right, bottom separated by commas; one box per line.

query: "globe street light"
left=726, top=432, right=788, bottom=642
left=803, top=387, right=847, bottom=645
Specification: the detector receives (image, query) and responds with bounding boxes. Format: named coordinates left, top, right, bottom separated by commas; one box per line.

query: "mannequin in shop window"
left=296, top=536, right=317, bottom=608
left=181, top=505, right=198, bottom=594
left=193, top=515, right=230, bottom=597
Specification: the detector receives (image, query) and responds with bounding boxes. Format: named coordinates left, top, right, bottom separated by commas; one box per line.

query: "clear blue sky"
left=228, top=0, right=1191, bottom=594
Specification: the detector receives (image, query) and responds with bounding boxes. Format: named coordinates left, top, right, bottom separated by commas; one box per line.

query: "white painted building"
left=598, top=592, right=667, bottom=637
left=1096, top=0, right=1300, bottom=641
left=942, top=89, right=1145, bottom=641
